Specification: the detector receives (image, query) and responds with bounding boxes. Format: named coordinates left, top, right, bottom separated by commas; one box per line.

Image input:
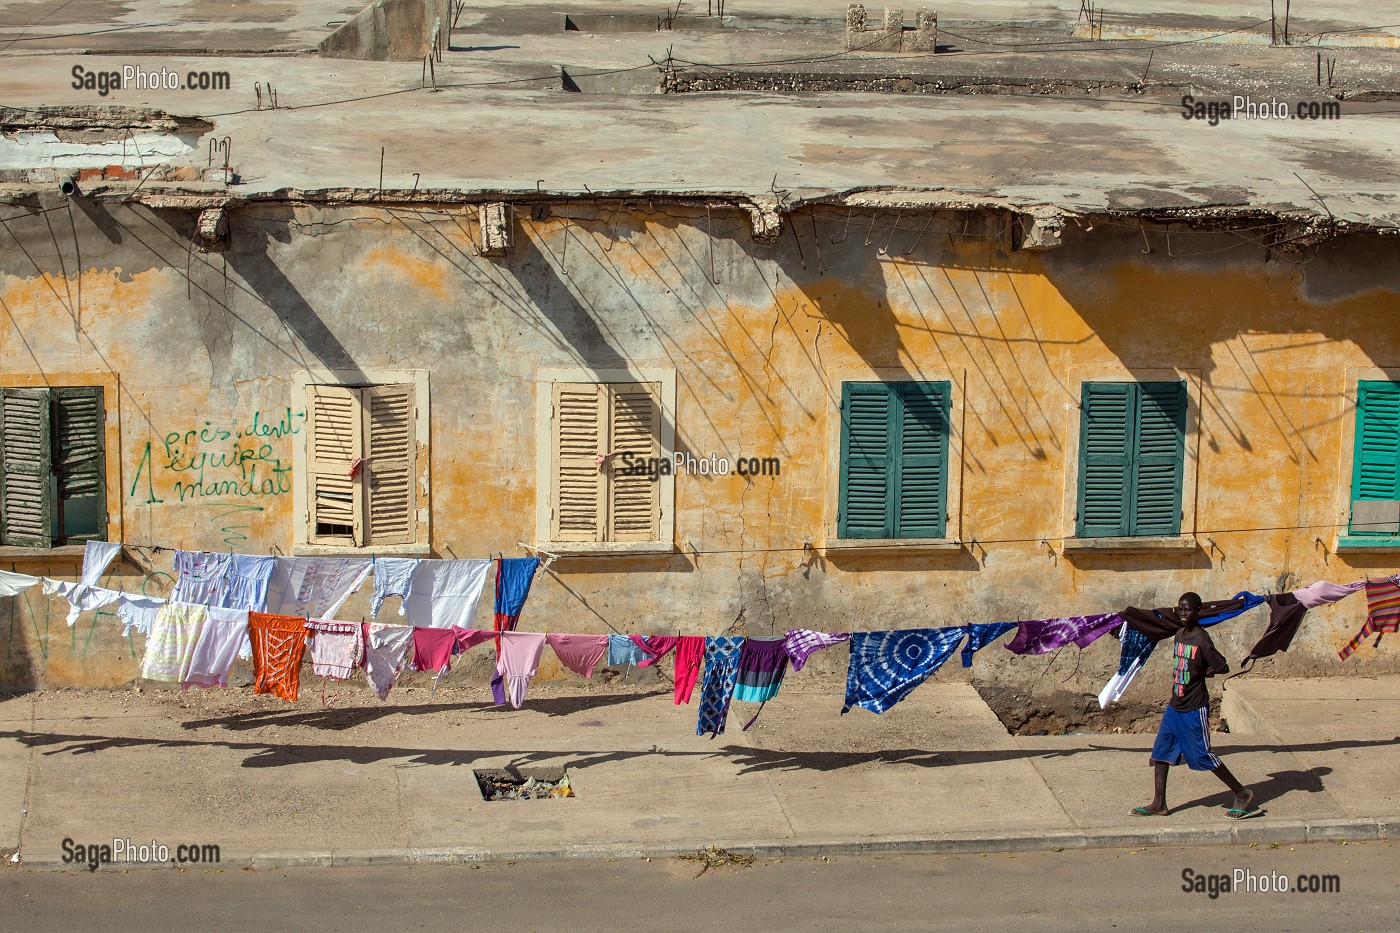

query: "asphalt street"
left=1, top=841, right=1391, bottom=932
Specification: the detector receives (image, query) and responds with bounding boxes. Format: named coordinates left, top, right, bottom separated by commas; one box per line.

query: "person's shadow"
left=1172, top=766, right=1333, bottom=814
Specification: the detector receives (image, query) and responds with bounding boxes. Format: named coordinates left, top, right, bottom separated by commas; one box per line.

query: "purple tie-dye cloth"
left=1004, top=612, right=1125, bottom=655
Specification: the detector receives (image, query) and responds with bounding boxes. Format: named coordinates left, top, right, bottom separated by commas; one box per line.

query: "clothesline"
left=5, top=542, right=1396, bottom=736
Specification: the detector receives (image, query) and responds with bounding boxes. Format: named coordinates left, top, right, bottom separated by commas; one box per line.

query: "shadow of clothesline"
left=2, top=728, right=1396, bottom=774
left=179, top=691, right=669, bottom=732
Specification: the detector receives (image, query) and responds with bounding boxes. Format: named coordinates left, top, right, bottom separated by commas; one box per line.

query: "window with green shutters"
left=1349, top=381, right=1400, bottom=535
left=1076, top=381, right=1186, bottom=538
left=838, top=381, right=950, bottom=539
left=0, top=386, right=107, bottom=547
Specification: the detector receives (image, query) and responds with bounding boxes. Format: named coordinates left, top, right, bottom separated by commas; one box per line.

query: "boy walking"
left=1132, top=592, right=1258, bottom=819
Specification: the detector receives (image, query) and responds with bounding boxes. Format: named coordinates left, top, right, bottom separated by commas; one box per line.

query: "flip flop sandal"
left=1226, top=807, right=1264, bottom=820
left=1131, top=806, right=1168, bottom=816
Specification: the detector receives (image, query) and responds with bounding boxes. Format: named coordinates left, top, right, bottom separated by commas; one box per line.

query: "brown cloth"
left=1246, top=593, right=1309, bottom=661
left=1122, top=595, right=1254, bottom=642
left=249, top=611, right=309, bottom=702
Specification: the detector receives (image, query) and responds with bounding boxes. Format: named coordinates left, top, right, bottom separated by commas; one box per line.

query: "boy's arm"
left=1201, top=638, right=1230, bottom=677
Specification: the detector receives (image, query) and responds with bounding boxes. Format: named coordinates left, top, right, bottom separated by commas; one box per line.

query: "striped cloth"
left=1339, top=577, right=1400, bottom=660
left=782, top=629, right=850, bottom=671
left=139, top=602, right=210, bottom=683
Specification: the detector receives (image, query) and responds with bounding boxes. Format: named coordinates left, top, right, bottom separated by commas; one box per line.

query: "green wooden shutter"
left=893, top=382, right=950, bottom=537
left=0, top=387, right=54, bottom=547
left=1077, top=382, right=1132, bottom=537
left=1353, top=381, right=1400, bottom=501
left=839, top=383, right=894, bottom=538
left=1131, top=382, right=1186, bottom=536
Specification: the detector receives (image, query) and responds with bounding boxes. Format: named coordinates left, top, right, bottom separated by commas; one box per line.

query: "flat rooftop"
left=1, top=1, right=1398, bottom=227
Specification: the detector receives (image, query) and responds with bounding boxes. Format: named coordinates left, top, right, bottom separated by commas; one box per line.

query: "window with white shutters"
left=0, top=386, right=107, bottom=547
left=305, top=383, right=417, bottom=547
left=550, top=382, right=662, bottom=543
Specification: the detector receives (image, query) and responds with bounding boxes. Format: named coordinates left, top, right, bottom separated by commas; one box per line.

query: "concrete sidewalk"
left=1, top=676, right=1396, bottom=869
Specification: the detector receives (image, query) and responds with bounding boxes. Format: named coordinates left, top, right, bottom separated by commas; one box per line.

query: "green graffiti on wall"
left=128, top=408, right=306, bottom=504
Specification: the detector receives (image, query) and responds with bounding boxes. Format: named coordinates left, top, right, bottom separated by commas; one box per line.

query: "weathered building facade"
left=2, top=194, right=1398, bottom=695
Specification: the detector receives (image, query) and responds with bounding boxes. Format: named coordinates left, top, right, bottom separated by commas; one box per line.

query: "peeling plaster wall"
left=2, top=197, right=1399, bottom=700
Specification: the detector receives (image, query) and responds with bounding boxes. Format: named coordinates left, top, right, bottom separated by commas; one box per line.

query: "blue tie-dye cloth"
left=1118, top=624, right=1156, bottom=674
left=960, top=622, right=1018, bottom=667
left=696, top=636, right=746, bottom=737
left=843, top=627, right=968, bottom=715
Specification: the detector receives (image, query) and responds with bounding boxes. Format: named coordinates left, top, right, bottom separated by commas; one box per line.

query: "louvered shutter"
left=364, top=384, right=417, bottom=546
left=1131, top=382, right=1186, bottom=535
left=839, top=383, right=894, bottom=538
left=306, top=385, right=363, bottom=545
left=52, top=387, right=106, bottom=541
left=1354, top=382, right=1400, bottom=501
left=1077, top=382, right=1132, bottom=537
left=894, top=382, right=949, bottom=538
left=0, top=387, right=53, bottom=547
left=607, top=382, right=662, bottom=543
left=552, top=383, right=605, bottom=542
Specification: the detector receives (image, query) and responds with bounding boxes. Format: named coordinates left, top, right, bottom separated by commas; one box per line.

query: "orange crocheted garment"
left=248, top=612, right=309, bottom=701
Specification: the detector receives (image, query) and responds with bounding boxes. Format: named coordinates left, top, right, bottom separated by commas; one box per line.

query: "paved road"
left=1, top=842, right=1391, bottom=932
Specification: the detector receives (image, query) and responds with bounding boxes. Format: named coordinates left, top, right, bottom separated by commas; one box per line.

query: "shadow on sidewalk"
left=3, top=728, right=1396, bottom=775
left=1168, top=767, right=1334, bottom=814
left=179, top=690, right=668, bottom=732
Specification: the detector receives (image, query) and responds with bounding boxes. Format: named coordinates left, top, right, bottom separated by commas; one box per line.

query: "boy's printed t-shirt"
left=1168, top=626, right=1229, bottom=712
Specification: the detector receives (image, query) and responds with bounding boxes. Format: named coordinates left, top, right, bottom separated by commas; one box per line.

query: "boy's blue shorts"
left=1150, top=705, right=1222, bottom=771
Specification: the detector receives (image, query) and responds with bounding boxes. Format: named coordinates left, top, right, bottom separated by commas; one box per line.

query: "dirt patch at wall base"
left=975, top=684, right=1226, bottom=736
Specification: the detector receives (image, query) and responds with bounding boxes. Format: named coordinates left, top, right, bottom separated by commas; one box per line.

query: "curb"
left=13, top=817, right=1395, bottom=871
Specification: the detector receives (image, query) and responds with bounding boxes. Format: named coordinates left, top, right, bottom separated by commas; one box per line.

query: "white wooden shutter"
left=0, top=387, right=52, bottom=547
left=364, top=384, right=417, bottom=546
left=606, top=382, right=661, bottom=543
left=552, top=383, right=605, bottom=542
left=306, top=385, right=363, bottom=545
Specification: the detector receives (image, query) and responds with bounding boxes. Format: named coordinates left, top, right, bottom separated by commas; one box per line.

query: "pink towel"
left=546, top=633, right=609, bottom=679
left=497, top=631, right=547, bottom=708
left=412, top=626, right=457, bottom=673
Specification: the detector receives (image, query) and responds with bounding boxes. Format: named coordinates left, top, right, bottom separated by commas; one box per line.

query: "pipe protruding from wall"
left=58, top=172, right=79, bottom=197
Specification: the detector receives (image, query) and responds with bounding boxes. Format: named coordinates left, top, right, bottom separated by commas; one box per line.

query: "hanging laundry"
left=629, top=635, right=680, bottom=667
left=782, top=629, right=850, bottom=671
left=843, top=627, right=967, bottom=715
left=412, top=626, right=458, bottom=673
left=248, top=612, right=310, bottom=702
left=405, top=559, right=492, bottom=629
left=1004, top=613, right=1123, bottom=655
left=1122, top=593, right=1262, bottom=641
left=308, top=620, right=363, bottom=680
left=362, top=622, right=413, bottom=700
left=140, top=602, right=210, bottom=684
left=214, top=554, right=276, bottom=612
left=961, top=622, right=1017, bottom=667
left=731, top=638, right=789, bottom=729
left=1339, top=577, right=1400, bottom=661
left=696, top=636, right=745, bottom=737
left=264, top=557, right=371, bottom=620
left=170, top=550, right=232, bottom=605
left=45, top=539, right=124, bottom=625
left=0, top=569, right=40, bottom=597
left=42, top=579, right=122, bottom=627
left=494, top=557, right=541, bottom=631
left=546, top=633, right=609, bottom=679
left=183, top=607, right=250, bottom=689
left=371, top=557, right=421, bottom=619
left=672, top=635, right=706, bottom=705
left=607, top=633, right=649, bottom=667
left=453, top=628, right=497, bottom=654
left=1293, top=579, right=1366, bottom=609
left=497, top=631, right=548, bottom=708
left=1097, top=623, right=1156, bottom=709
left=1245, top=593, right=1309, bottom=662
left=116, top=594, right=165, bottom=637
